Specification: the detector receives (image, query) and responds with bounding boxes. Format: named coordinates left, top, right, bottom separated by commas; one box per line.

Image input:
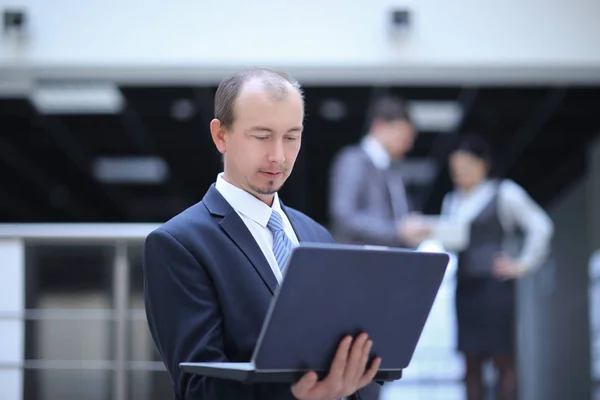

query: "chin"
left=250, top=183, right=281, bottom=196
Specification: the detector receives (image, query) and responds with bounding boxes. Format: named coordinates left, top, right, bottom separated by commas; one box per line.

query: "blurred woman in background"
left=406, top=136, right=554, bottom=400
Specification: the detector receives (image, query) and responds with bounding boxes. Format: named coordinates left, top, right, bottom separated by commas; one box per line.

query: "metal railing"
left=0, top=223, right=161, bottom=400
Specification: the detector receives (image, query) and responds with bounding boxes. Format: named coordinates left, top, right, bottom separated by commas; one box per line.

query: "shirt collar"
left=215, top=173, right=283, bottom=227
left=361, top=135, right=391, bottom=169
left=456, top=178, right=494, bottom=198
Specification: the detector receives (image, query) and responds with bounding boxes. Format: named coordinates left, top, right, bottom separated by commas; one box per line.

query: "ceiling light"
left=30, top=82, right=124, bottom=114
left=93, top=156, right=169, bottom=184
left=409, top=101, right=463, bottom=132
left=319, top=99, right=347, bottom=121
left=170, top=98, right=196, bottom=121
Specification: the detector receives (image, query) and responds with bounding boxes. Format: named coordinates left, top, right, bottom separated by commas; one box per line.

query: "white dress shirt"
left=439, top=179, right=554, bottom=273
left=361, top=135, right=391, bottom=170
left=215, top=173, right=299, bottom=283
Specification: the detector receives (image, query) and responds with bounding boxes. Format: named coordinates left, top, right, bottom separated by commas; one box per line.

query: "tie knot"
left=267, top=211, right=285, bottom=233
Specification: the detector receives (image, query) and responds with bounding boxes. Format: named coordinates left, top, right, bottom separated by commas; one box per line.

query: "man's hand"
left=492, top=255, right=523, bottom=280
left=397, top=214, right=432, bottom=246
left=291, top=333, right=381, bottom=400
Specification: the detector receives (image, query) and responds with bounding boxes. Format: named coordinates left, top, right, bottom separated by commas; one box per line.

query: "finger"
left=328, top=335, right=353, bottom=381
left=290, top=371, right=319, bottom=398
left=354, top=339, right=373, bottom=383
left=343, top=333, right=368, bottom=382
left=494, top=269, right=508, bottom=279
left=358, top=357, right=382, bottom=388
left=494, top=262, right=509, bottom=273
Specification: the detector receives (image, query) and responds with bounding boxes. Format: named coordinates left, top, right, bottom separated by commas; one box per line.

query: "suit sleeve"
left=317, top=223, right=335, bottom=244
left=329, top=150, right=400, bottom=246
left=143, top=228, right=255, bottom=400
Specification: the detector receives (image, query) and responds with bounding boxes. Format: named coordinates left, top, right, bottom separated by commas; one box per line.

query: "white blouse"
left=437, top=179, right=554, bottom=273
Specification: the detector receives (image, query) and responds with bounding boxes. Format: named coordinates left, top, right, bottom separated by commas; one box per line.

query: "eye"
left=254, top=136, right=269, bottom=141
left=285, top=136, right=299, bottom=141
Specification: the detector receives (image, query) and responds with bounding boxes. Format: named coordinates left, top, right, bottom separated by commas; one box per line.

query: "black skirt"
left=455, top=276, right=516, bottom=356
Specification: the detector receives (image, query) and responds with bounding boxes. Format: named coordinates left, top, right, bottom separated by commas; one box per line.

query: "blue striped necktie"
left=267, top=211, right=294, bottom=274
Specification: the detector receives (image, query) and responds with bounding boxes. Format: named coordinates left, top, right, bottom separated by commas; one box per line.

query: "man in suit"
left=328, top=95, right=420, bottom=248
left=143, top=68, right=382, bottom=400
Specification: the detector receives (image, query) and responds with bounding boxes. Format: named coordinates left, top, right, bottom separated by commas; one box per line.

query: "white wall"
left=2, top=0, right=600, bottom=84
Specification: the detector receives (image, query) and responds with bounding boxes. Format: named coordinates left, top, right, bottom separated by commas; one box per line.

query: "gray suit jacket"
left=328, top=144, right=411, bottom=247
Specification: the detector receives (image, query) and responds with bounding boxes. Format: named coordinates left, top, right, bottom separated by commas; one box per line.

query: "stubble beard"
left=249, top=181, right=283, bottom=196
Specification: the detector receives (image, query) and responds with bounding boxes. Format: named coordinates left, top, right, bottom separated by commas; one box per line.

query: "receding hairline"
left=227, top=75, right=304, bottom=128
left=237, top=76, right=302, bottom=101
left=214, top=68, right=304, bottom=130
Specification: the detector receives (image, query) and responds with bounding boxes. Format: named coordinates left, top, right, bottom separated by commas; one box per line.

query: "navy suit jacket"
left=143, top=185, right=379, bottom=400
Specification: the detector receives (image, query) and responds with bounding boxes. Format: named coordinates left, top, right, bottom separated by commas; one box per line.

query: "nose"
left=268, top=139, right=286, bottom=164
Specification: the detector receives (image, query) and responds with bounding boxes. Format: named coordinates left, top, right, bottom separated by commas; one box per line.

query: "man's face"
left=210, top=79, right=304, bottom=205
left=373, top=119, right=415, bottom=159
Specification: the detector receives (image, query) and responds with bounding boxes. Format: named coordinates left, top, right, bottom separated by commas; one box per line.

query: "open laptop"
left=180, top=243, right=449, bottom=383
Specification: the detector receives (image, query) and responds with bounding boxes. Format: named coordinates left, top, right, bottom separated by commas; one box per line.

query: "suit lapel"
left=282, top=205, right=312, bottom=243
left=203, top=185, right=278, bottom=295
left=219, top=213, right=278, bottom=294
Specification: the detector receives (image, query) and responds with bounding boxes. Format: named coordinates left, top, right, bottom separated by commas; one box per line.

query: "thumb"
left=291, top=371, right=318, bottom=398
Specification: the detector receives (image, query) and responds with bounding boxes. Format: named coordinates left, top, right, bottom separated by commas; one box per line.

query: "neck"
left=461, top=179, right=485, bottom=193
left=221, top=172, right=276, bottom=207
left=370, top=133, right=399, bottom=159
left=257, top=193, right=275, bottom=207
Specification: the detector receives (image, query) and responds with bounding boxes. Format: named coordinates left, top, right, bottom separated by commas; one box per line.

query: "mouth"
left=259, top=171, right=283, bottom=178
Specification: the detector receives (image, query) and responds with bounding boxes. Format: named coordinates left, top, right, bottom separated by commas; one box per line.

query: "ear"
left=210, top=119, right=227, bottom=154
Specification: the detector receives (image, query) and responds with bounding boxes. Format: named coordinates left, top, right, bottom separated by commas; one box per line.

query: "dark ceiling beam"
left=0, top=135, right=98, bottom=221
left=119, top=102, right=160, bottom=154
left=119, top=101, right=192, bottom=203
left=421, top=87, right=480, bottom=213
left=532, top=141, right=586, bottom=208
left=38, top=114, right=127, bottom=220
left=497, top=87, right=567, bottom=178
left=193, top=87, right=215, bottom=127
left=0, top=184, right=49, bottom=221
left=194, top=87, right=224, bottom=168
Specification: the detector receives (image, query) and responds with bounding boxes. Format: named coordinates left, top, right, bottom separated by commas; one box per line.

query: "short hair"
left=454, top=135, right=493, bottom=165
left=367, top=95, right=412, bottom=125
left=214, top=67, right=304, bottom=129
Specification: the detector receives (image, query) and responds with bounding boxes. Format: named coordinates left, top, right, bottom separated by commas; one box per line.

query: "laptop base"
left=180, top=362, right=402, bottom=384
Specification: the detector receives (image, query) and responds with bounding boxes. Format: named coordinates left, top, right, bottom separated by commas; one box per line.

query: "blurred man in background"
left=328, top=95, right=421, bottom=248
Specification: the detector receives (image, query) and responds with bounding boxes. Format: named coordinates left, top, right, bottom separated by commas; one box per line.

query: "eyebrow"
left=248, top=125, right=303, bottom=134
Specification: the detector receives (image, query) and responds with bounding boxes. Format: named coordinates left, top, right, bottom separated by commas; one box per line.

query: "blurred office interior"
left=1, top=1, right=600, bottom=399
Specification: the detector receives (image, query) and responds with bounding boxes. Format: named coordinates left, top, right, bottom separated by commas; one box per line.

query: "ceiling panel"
left=0, top=83, right=598, bottom=223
